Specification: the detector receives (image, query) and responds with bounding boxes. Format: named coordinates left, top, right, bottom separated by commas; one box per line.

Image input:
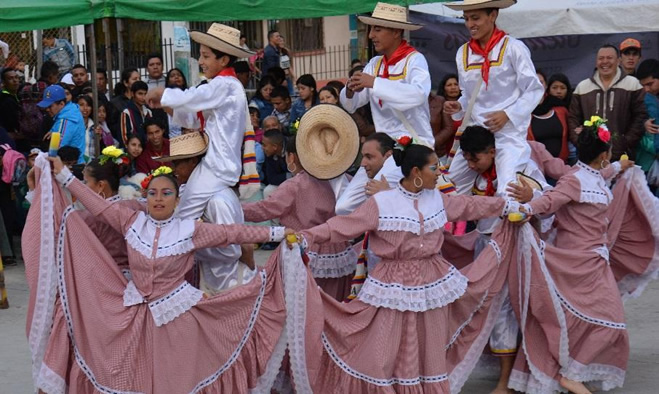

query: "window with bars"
left=272, top=18, right=324, bottom=53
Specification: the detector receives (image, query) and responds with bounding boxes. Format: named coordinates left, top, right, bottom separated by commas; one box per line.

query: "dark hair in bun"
left=85, top=158, right=130, bottom=192
left=393, top=144, right=435, bottom=178
left=577, top=126, right=611, bottom=164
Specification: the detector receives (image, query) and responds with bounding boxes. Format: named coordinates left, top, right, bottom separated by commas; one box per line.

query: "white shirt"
left=340, top=51, right=434, bottom=146
left=453, top=36, right=544, bottom=133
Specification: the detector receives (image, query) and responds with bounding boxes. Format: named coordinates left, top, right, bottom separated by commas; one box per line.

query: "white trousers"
left=177, top=160, right=236, bottom=220
left=448, top=123, right=531, bottom=196
left=334, top=156, right=403, bottom=216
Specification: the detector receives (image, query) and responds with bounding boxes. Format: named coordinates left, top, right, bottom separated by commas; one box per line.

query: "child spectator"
left=318, top=86, right=340, bottom=105
left=260, top=129, right=288, bottom=199
left=121, top=80, right=152, bottom=146
left=58, top=146, right=81, bottom=170
left=96, top=102, right=118, bottom=148
left=125, top=135, right=144, bottom=176
left=134, top=117, right=169, bottom=174
left=289, top=74, right=318, bottom=125
left=270, top=86, right=292, bottom=131
left=76, top=95, right=97, bottom=160
left=249, top=106, right=266, bottom=179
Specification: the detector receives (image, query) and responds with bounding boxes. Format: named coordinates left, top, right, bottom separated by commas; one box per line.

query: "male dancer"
left=444, top=0, right=544, bottom=197
left=147, top=23, right=253, bottom=220
left=336, top=2, right=433, bottom=215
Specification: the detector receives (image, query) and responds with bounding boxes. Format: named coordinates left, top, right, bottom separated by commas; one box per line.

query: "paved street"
left=1, top=250, right=658, bottom=393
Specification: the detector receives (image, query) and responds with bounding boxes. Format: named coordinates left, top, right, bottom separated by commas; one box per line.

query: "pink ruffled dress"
left=284, top=183, right=519, bottom=393
left=26, top=165, right=289, bottom=393
left=242, top=171, right=357, bottom=301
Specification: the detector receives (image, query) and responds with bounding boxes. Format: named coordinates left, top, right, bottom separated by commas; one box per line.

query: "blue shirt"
left=289, top=97, right=318, bottom=124
left=262, top=44, right=280, bottom=76
left=43, top=38, right=76, bottom=76
left=52, top=102, right=86, bottom=163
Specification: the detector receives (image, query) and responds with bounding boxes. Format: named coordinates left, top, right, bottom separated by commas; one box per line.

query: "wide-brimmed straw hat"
left=358, top=2, right=423, bottom=31
left=296, top=104, right=360, bottom=180
left=516, top=172, right=543, bottom=191
left=190, top=23, right=254, bottom=59
left=445, top=0, right=516, bottom=11
left=154, top=132, right=209, bottom=162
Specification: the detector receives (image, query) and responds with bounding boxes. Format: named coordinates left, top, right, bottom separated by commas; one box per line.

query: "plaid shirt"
left=271, top=108, right=291, bottom=130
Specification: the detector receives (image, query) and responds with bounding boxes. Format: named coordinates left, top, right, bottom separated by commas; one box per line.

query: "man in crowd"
left=145, top=54, right=166, bottom=90
left=166, top=132, right=256, bottom=294
left=569, top=44, right=647, bottom=159
left=0, top=68, right=21, bottom=138
left=619, top=38, right=642, bottom=76
left=71, top=64, right=90, bottom=97
left=42, top=33, right=76, bottom=77
left=18, top=61, right=59, bottom=150
left=634, top=59, right=659, bottom=176
left=96, top=68, right=110, bottom=101
left=361, top=133, right=395, bottom=197
left=233, top=61, right=251, bottom=90
left=270, top=86, right=292, bottom=131
left=262, top=115, right=281, bottom=132
left=136, top=117, right=169, bottom=173
left=37, top=85, right=86, bottom=163
left=262, top=30, right=281, bottom=76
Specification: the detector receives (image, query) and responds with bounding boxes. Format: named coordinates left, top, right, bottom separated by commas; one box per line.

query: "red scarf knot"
left=378, top=40, right=417, bottom=107
left=481, top=163, right=497, bottom=197
left=468, top=27, right=506, bottom=88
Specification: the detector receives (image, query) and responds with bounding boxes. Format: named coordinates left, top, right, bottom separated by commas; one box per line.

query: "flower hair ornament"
left=583, top=116, right=611, bottom=144
left=394, top=135, right=414, bottom=151
left=98, top=146, right=130, bottom=166
left=140, top=166, right=174, bottom=190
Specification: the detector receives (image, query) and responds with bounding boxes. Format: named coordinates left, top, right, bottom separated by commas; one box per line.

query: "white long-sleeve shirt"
left=161, top=75, right=248, bottom=220
left=340, top=51, right=434, bottom=146
left=453, top=36, right=544, bottom=133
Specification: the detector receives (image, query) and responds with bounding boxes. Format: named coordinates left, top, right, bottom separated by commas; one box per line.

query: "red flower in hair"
left=597, top=127, right=611, bottom=143
left=397, top=136, right=412, bottom=147
left=141, top=175, right=153, bottom=190
left=121, top=156, right=130, bottom=165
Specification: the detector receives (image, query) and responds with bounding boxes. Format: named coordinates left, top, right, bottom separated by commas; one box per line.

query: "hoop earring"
left=99, top=191, right=106, bottom=200
left=287, top=162, right=297, bottom=173
left=413, top=176, right=423, bottom=188
left=600, top=159, right=611, bottom=169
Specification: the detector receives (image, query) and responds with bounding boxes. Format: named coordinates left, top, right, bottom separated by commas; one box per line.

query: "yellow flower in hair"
left=153, top=166, right=173, bottom=176
left=101, top=146, right=123, bottom=158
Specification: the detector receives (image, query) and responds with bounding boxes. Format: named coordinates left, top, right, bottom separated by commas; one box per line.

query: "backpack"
left=0, top=144, right=27, bottom=185
left=18, top=82, right=46, bottom=144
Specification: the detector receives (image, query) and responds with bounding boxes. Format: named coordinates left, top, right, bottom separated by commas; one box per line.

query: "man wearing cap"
left=620, top=38, right=642, bottom=76
left=335, top=2, right=433, bottom=215
left=37, top=85, right=86, bottom=164
left=161, top=132, right=256, bottom=294
left=443, top=0, right=544, bottom=198
left=146, top=23, right=254, bottom=221
left=569, top=44, right=647, bottom=160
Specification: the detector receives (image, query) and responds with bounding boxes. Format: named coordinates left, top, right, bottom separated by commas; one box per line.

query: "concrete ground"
left=1, top=249, right=658, bottom=393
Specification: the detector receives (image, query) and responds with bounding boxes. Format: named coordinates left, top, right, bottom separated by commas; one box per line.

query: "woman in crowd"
left=109, top=68, right=141, bottom=144
left=546, top=73, right=572, bottom=108
left=250, top=75, right=276, bottom=123
left=242, top=137, right=356, bottom=301
left=437, top=74, right=462, bottom=162
left=165, top=68, right=188, bottom=138
left=527, top=80, right=570, bottom=161
left=289, top=74, right=318, bottom=124
left=511, top=121, right=635, bottom=394
left=76, top=95, right=97, bottom=160
left=318, top=86, right=340, bottom=105
left=96, top=101, right=119, bottom=148
left=26, top=154, right=290, bottom=393
left=285, top=141, right=521, bottom=393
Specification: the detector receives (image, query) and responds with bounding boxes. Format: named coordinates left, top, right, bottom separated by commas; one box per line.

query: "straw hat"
left=296, top=104, right=360, bottom=180
left=516, top=172, right=543, bottom=191
left=154, top=132, right=209, bottom=162
left=358, top=2, right=423, bottom=31
left=445, top=0, right=516, bottom=11
left=190, top=23, right=254, bottom=59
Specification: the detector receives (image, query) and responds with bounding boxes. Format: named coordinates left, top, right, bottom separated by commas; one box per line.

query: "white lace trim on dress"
left=374, top=185, right=447, bottom=235
left=357, top=265, right=468, bottom=312
left=556, top=289, right=625, bottom=329
left=575, top=162, right=612, bottom=205
left=307, top=246, right=358, bottom=278
left=322, top=332, right=448, bottom=386
left=561, top=357, right=626, bottom=391
left=148, top=282, right=203, bottom=327
left=125, top=213, right=195, bottom=259
left=123, top=280, right=146, bottom=306
left=508, top=370, right=565, bottom=394
left=37, top=363, right=67, bottom=394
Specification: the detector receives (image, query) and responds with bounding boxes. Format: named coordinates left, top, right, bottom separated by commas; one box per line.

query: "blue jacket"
left=52, top=102, right=86, bottom=163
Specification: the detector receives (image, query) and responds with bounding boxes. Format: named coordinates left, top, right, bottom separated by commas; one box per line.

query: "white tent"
left=411, top=0, right=659, bottom=38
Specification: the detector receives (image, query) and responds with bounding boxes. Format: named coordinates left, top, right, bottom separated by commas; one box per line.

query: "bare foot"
left=489, top=387, right=513, bottom=394
left=560, top=377, right=592, bottom=394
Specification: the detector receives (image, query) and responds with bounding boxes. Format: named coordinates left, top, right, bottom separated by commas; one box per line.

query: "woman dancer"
left=510, top=121, right=635, bottom=394
left=26, top=156, right=289, bottom=393
left=286, top=141, right=521, bottom=393
left=242, top=137, right=356, bottom=301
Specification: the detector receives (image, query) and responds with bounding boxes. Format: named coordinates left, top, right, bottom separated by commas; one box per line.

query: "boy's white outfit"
left=448, top=34, right=544, bottom=196
left=337, top=46, right=434, bottom=215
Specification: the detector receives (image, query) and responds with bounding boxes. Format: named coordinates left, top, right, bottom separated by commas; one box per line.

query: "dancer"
left=146, top=23, right=253, bottom=220
left=444, top=0, right=544, bottom=196
left=242, top=133, right=357, bottom=301
left=25, top=155, right=289, bottom=393
left=336, top=2, right=433, bottom=214
left=285, top=139, right=522, bottom=393
left=161, top=131, right=256, bottom=294
left=510, top=120, right=635, bottom=394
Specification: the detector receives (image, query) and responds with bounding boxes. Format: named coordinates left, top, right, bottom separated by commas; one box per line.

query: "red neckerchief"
left=197, top=67, right=238, bottom=131
left=468, top=27, right=506, bottom=87
left=377, top=41, right=417, bottom=107
left=481, top=163, right=497, bottom=197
